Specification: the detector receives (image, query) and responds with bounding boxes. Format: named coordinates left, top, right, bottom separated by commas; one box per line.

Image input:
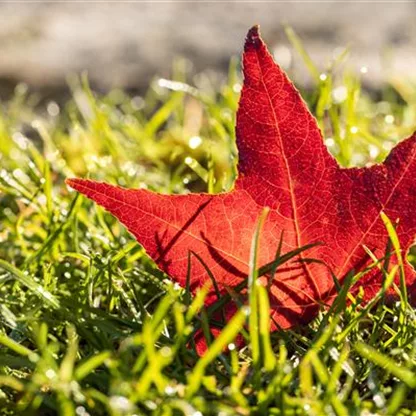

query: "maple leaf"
left=67, top=26, right=416, bottom=336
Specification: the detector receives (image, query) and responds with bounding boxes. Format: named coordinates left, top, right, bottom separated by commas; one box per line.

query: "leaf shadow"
left=154, top=198, right=213, bottom=271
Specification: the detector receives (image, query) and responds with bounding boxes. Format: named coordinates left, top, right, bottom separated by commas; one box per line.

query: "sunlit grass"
left=0, top=30, right=415, bottom=415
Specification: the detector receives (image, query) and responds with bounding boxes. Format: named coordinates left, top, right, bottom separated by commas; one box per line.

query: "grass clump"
left=0, top=33, right=416, bottom=415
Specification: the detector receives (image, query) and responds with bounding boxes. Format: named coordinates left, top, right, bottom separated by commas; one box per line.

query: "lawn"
left=0, top=32, right=415, bottom=415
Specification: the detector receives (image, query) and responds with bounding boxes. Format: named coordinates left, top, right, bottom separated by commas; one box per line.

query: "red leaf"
left=67, top=26, right=416, bottom=343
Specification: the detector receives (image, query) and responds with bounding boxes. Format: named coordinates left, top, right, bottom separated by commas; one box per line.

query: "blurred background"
left=0, top=1, right=415, bottom=97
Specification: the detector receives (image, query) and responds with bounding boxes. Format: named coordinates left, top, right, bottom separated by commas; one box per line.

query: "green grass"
left=1, top=32, right=416, bottom=415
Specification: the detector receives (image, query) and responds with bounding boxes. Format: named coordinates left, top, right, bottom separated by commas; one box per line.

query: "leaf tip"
left=65, top=177, right=76, bottom=187
left=245, top=25, right=262, bottom=50
left=65, top=178, right=89, bottom=193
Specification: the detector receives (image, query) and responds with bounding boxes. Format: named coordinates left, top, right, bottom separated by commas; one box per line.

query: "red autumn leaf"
left=67, top=26, right=416, bottom=334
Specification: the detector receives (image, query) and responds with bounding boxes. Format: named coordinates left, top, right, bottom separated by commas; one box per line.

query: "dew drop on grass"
left=382, top=141, right=394, bottom=151
left=47, top=101, right=60, bottom=117
left=110, top=396, right=133, bottom=412
left=144, top=400, right=157, bottom=410
left=31, top=120, right=42, bottom=130
left=374, top=393, right=386, bottom=408
left=160, top=347, right=172, bottom=358
left=29, top=353, right=39, bottom=363
left=12, top=132, right=28, bottom=150
left=325, top=137, right=335, bottom=148
left=37, top=287, right=54, bottom=301
left=332, top=86, right=348, bottom=103
left=127, top=167, right=136, bottom=177
left=220, top=109, right=232, bottom=121
left=368, top=374, right=376, bottom=390
left=164, top=385, right=176, bottom=396
left=384, top=114, right=395, bottom=124
left=233, top=83, right=242, bottom=93
left=368, top=145, right=380, bottom=159
left=329, top=347, right=339, bottom=361
left=184, top=156, right=193, bottom=165
left=242, top=306, right=250, bottom=316
left=45, top=369, right=56, bottom=379
left=188, top=135, right=202, bottom=149
left=12, top=169, right=25, bottom=180
left=75, top=406, right=89, bottom=416
left=342, top=361, right=355, bottom=377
